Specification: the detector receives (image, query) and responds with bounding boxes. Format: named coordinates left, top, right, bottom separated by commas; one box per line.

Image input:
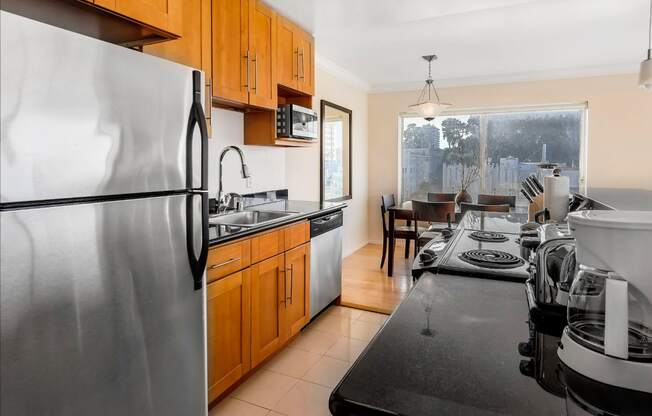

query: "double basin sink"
left=209, top=210, right=298, bottom=228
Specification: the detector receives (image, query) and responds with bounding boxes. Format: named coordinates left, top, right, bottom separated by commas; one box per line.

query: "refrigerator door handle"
left=186, top=191, right=209, bottom=290
left=186, top=70, right=209, bottom=192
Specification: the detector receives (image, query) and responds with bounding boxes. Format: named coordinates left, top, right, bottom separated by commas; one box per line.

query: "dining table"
left=386, top=200, right=526, bottom=277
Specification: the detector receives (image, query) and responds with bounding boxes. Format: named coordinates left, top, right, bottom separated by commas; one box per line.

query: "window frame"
left=320, top=99, right=353, bottom=203
left=397, top=103, right=588, bottom=203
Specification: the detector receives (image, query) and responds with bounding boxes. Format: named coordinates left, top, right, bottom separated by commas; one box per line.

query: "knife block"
left=528, top=194, right=544, bottom=222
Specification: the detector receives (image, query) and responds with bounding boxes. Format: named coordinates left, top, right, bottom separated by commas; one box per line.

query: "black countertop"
left=209, top=200, right=346, bottom=246
left=584, top=187, right=652, bottom=211
left=330, top=272, right=564, bottom=416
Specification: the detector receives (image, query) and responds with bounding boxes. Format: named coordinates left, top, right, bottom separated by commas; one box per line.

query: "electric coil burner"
left=458, top=249, right=525, bottom=269
left=469, top=231, right=509, bottom=242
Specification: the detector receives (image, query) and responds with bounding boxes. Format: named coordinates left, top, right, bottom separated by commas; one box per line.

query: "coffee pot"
left=557, top=210, right=652, bottom=394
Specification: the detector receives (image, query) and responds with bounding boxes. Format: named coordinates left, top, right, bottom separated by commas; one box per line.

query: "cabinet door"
left=285, top=243, right=310, bottom=337
left=143, top=0, right=213, bottom=136
left=207, top=269, right=251, bottom=402
left=96, top=0, right=181, bottom=35
left=277, top=17, right=297, bottom=90
left=248, top=0, right=277, bottom=109
left=212, top=0, right=249, bottom=105
left=251, top=254, right=286, bottom=367
left=297, top=31, right=314, bottom=95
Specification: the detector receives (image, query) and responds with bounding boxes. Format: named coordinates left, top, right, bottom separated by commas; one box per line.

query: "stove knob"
left=518, top=341, right=534, bottom=357
left=520, top=236, right=541, bottom=250
left=519, top=359, right=535, bottom=377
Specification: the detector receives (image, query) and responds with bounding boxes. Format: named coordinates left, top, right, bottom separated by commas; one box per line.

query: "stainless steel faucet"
left=217, top=145, right=251, bottom=213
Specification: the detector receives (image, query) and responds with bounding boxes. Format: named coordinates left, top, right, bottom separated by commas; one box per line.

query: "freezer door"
left=0, top=195, right=207, bottom=416
left=0, top=11, right=204, bottom=203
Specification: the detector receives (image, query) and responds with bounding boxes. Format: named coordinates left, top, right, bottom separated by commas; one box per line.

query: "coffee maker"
left=557, top=210, right=652, bottom=394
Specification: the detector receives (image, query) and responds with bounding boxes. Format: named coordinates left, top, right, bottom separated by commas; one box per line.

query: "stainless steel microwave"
left=277, top=104, right=319, bottom=140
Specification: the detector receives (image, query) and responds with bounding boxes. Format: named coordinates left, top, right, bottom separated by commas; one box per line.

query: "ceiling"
left=266, top=0, right=651, bottom=91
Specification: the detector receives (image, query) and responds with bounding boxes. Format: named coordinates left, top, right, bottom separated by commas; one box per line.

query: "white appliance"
left=558, top=210, right=652, bottom=394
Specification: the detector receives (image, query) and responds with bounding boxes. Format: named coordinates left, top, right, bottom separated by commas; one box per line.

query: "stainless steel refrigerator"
left=0, top=11, right=209, bottom=415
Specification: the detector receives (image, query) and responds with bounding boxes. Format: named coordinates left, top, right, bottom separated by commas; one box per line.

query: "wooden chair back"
left=460, top=202, right=510, bottom=216
left=477, top=194, right=516, bottom=207
left=411, top=200, right=455, bottom=227
left=427, top=192, right=457, bottom=202
left=380, top=194, right=396, bottom=235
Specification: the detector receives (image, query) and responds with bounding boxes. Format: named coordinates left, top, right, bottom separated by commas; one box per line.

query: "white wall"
left=367, top=73, right=652, bottom=242
left=207, top=108, right=286, bottom=198
left=285, top=67, right=369, bottom=257
left=208, top=68, right=370, bottom=258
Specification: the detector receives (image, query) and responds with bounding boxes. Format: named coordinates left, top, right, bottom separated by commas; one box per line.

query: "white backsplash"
left=207, top=108, right=287, bottom=198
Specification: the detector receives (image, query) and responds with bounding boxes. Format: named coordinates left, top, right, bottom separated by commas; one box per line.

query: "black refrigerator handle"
left=186, top=191, right=209, bottom=290
left=186, top=70, right=209, bottom=192
left=185, top=70, right=209, bottom=290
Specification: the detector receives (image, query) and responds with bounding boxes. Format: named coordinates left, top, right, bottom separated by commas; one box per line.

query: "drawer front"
left=251, top=228, right=285, bottom=264
left=207, top=240, right=251, bottom=282
left=284, top=221, right=309, bottom=251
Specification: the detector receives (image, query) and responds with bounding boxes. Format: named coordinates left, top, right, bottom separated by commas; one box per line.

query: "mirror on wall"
left=320, top=100, right=352, bottom=202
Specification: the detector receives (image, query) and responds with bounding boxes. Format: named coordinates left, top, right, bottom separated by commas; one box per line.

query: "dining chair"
left=380, top=194, right=413, bottom=268
left=411, top=200, right=456, bottom=256
left=477, top=194, right=516, bottom=208
left=459, top=202, right=510, bottom=216
left=427, top=192, right=457, bottom=202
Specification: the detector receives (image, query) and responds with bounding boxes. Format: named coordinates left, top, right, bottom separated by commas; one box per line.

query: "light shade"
left=640, top=54, right=652, bottom=90
left=409, top=101, right=452, bottom=121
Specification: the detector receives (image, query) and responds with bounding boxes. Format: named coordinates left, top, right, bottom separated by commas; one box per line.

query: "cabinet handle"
left=294, top=48, right=299, bottom=79
left=298, top=49, right=305, bottom=80
left=208, top=257, right=240, bottom=269
left=244, top=50, right=250, bottom=92
left=286, top=265, right=294, bottom=305
left=205, top=77, right=212, bottom=113
left=253, top=52, right=258, bottom=92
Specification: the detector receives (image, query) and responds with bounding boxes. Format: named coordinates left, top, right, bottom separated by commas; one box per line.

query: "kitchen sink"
left=209, top=210, right=297, bottom=228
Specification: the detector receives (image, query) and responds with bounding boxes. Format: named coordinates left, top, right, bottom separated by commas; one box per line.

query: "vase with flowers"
left=441, top=117, right=481, bottom=207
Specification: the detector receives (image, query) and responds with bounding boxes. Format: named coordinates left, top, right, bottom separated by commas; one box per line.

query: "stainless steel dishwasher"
left=310, top=210, right=343, bottom=318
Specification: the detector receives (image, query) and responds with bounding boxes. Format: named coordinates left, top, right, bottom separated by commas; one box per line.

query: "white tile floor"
left=209, top=306, right=388, bottom=416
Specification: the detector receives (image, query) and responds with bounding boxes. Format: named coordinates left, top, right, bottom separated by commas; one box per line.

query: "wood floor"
left=340, top=242, right=415, bottom=314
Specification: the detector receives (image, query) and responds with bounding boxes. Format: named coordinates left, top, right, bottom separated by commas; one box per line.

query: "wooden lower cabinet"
left=206, top=221, right=312, bottom=404
left=206, top=269, right=251, bottom=402
left=284, top=243, right=310, bottom=337
left=250, top=253, right=287, bottom=367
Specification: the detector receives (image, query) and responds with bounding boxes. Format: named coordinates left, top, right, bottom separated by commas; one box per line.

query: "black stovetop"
left=436, top=229, right=529, bottom=282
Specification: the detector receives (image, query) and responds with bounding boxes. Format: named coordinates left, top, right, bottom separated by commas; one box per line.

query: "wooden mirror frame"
left=320, top=100, right=353, bottom=203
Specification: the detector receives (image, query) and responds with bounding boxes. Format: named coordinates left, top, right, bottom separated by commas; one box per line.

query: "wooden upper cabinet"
left=284, top=243, right=310, bottom=337
left=143, top=0, right=213, bottom=136
left=94, top=0, right=181, bottom=36
left=277, top=16, right=298, bottom=90
left=206, top=270, right=251, bottom=403
left=250, top=253, right=287, bottom=367
left=248, top=0, right=277, bottom=109
left=212, top=0, right=250, bottom=105
left=276, top=17, right=314, bottom=95
left=297, top=30, right=314, bottom=95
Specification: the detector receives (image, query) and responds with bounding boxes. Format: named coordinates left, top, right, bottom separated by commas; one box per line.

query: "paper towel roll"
left=544, top=173, right=570, bottom=222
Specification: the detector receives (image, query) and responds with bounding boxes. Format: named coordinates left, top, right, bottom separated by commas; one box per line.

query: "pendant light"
left=409, top=55, right=452, bottom=120
left=640, top=0, right=652, bottom=90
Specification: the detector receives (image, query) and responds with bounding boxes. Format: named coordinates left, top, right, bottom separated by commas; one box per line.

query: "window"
left=321, top=100, right=352, bottom=202
left=399, top=106, right=585, bottom=207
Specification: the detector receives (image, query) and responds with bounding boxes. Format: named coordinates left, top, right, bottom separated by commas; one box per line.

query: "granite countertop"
left=209, top=200, right=346, bottom=246
left=584, top=187, right=652, bottom=211
left=329, top=272, right=564, bottom=416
